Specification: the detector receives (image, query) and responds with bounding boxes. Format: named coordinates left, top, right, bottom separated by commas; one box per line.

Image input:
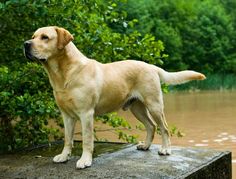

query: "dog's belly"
left=94, top=62, right=143, bottom=115
left=95, top=88, right=129, bottom=116
left=95, top=95, right=126, bottom=116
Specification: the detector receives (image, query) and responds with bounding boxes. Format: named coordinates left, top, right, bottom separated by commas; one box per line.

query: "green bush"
left=0, top=64, right=62, bottom=153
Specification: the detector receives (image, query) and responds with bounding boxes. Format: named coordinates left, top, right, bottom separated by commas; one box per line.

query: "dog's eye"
left=41, top=35, right=49, bottom=40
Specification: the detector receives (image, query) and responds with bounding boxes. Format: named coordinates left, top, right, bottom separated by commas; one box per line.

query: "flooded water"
left=163, top=91, right=236, bottom=178
left=74, top=91, right=236, bottom=178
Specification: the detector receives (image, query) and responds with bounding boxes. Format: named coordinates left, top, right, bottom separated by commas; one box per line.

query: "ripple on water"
left=188, top=140, right=195, bottom=143
left=221, top=137, right=229, bottom=141
left=229, top=135, right=236, bottom=140
left=220, top=132, right=228, bottom=136
left=195, top=143, right=208, bottom=147
left=214, top=139, right=222, bottom=142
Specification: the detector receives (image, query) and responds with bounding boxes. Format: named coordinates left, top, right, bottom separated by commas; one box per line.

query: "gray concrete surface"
left=0, top=144, right=231, bottom=179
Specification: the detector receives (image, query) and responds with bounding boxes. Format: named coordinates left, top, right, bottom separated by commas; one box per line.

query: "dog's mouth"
left=24, top=49, right=34, bottom=60
left=24, top=51, right=46, bottom=62
left=24, top=46, right=47, bottom=62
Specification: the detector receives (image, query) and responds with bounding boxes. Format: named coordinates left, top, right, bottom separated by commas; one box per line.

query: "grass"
left=169, top=73, right=236, bottom=91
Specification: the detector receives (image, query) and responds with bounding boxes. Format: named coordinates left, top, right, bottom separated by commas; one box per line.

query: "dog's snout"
left=24, top=41, right=32, bottom=50
left=24, top=40, right=34, bottom=60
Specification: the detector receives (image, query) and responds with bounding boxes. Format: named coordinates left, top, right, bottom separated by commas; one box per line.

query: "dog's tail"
left=155, top=67, right=206, bottom=85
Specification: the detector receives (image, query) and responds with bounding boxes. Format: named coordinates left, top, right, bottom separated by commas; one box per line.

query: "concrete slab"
left=0, top=144, right=231, bottom=179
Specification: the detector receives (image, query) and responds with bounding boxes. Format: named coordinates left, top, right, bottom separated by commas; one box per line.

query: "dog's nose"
left=24, top=41, right=32, bottom=49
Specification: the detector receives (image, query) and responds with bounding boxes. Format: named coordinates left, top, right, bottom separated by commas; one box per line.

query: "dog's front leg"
left=53, top=112, right=76, bottom=163
left=76, top=110, right=94, bottom=169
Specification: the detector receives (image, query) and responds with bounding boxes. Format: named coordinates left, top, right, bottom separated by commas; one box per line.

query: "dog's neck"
left=63, top=42, right=88, bottom=65
left=42, top=42, right=89, bottom=91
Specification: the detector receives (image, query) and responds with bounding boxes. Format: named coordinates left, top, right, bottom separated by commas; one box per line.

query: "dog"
left=24, top=26, right=206, bottom=169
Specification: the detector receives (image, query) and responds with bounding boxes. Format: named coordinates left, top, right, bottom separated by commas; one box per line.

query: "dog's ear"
left=55, top=27, right=74, bottom=50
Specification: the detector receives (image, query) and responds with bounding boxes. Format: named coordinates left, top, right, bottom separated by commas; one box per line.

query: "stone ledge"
left=0, top=144, right=231, bottom=179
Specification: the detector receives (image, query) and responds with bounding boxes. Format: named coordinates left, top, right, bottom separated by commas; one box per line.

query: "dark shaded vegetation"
left=119, top=0, right=236, bottom=74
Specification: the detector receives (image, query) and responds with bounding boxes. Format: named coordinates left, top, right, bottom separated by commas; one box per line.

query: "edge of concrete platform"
left=91, top=145, right=232, bottom=179
left=181, top=151, right=232, bottom=179
left=0, top=144, right=232, bottom=179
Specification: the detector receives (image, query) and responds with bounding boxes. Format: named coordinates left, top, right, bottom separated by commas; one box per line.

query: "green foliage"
left=0, top=64, right=62, bottom=153
left=121, top=0, right=236, bottom=73
left=169, top=126, right=185, bottom=138
left=95, top=113, right=138, bottom=143
left=96, top=113, right=131, bottom=129
left=117, top=130, right=138, bottom=143
left=137, top=122, right=184, bottom=138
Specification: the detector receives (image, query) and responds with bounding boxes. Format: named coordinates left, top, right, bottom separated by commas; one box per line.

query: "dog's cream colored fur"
left=24, top=26, right=205, bottom=169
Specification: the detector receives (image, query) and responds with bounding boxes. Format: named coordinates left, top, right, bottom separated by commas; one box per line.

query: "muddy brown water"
left=74, top=91, right=236, bottom=178
left=163, top=91, right=236, bottom=178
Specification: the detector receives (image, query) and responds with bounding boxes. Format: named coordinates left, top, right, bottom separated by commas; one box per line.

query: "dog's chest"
left=54, top=91, right=76, bottom=110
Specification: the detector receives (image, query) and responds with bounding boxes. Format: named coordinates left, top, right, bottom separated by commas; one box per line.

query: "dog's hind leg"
left=130, top=100, right=156, bottom=150
left=145, top=92, right=171, bottom=155
left=53, top=111, right=76, bottom=163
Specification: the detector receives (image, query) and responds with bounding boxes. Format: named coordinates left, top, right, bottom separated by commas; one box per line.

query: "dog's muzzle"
left=24, top=41, right=34, bottom=60
left=23, top=41, right=46, bottom=62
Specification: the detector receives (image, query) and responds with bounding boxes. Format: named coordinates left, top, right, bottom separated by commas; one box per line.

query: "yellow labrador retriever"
left=24, top=26, right=205, bottom=169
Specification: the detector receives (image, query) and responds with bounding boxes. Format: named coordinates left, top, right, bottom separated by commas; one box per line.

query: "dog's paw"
left=76, top=157, right=92, bottom=169
left=158, top=146, right=171, bottom=155
left=136, top=141, right=150, bottom=151
left=53, top=153, right=70, bottom=163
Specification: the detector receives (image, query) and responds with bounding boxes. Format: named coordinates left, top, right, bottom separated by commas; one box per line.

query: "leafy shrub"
left=96, top=113, right=137, bottom=143
left=0, top=64, right=62, bottom=153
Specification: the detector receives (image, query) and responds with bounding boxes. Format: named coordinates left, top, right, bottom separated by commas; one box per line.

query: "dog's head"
left=24, top=26, right=74, bottom=62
